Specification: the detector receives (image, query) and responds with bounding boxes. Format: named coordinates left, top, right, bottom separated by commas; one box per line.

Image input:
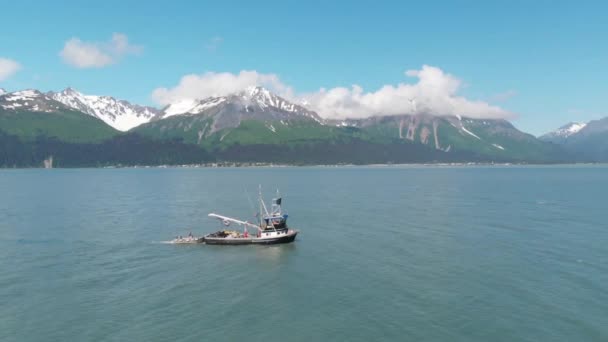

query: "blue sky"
left=0, top=0, right=606, bottom=135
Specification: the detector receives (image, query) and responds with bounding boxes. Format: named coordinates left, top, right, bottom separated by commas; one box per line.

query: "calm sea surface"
left=0, top=166, right=607, bottom=341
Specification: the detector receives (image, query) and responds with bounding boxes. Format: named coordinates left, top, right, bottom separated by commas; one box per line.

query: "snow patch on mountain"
left=461, top=126, right=481, bottom=140
left=163, top=99, right=199, bottom=117
left=266, top=123, right=276, bottom=132
left=0, top=89, right=64, bottom=112
left=163, top=97, right=227, bottom=118
left=48, top=88, right=161, bottom=131
left=4, top=89, right=41, bottom=101
left=558, top=122, right=587, bottom=136
left=0, top=88, right=6, bottom=95
left=161, top=86, right=323, bottom=123
left=539, top=122, right=587, bottom=142
left=241, top=86, right=320, bottom=122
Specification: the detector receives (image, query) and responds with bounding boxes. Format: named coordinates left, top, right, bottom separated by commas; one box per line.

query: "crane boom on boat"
left=208, top=213, right=261, bottom=231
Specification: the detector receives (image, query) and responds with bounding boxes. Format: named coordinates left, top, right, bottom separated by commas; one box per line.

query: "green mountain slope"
left=0, top=90, right=118, bottom=143
left=132, top=86, right=567, bottom=163
left=134, top=115, right=353, bottom=147
left=439, top=119, right=566, bottom=162
left=0, top=108, right=118, bottom=143
left=327, top=115, right=566, bottom=162
left=0, top=87, right=572, bottom=166
left=134, top=113, right=567, bottom=163
left=0, top=132, right=213, bottom=168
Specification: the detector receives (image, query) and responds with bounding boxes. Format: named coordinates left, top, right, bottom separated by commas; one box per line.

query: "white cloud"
left=302, top=65, right=513, bottom=119
left=60, top=39, right=112, bottom=68
left=152, top=70, right=293, bottom=105
left=60, top=33, right=142, bottom=68
left=0, top=58, right=21, bottom=81
left=152, top=65, right=513, bottom=119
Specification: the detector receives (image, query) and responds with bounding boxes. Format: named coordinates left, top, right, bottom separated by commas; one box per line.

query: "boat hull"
left=203, top=231, right=298, bottom=245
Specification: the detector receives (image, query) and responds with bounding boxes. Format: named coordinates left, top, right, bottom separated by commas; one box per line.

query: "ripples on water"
left=0, top=166, right=607, bottom=341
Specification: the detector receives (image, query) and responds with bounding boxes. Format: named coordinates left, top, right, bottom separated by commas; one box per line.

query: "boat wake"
left=161, top=234, right=205, bottom=244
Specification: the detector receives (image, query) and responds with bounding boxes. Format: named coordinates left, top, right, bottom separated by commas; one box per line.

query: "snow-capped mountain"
left=539, top=117, right=608, bottom=161
left=162, top=86, right=322, bottom=124
left=1, top=86, right=568, bottom=164
left=0, top=89, right=67, bottom=112
left=48, top=88, right=162, bottom=131
left=549, top=122, right=586, bottom=138
left=539, top=122, right=587, bottom=143
left=0, top=88, right=6, bottom=95
left=132, top=86, right=325, bottom=144
left=136, top=85, right=551, bottom=159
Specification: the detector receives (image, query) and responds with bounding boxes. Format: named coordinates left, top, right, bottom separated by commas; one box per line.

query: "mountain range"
left=0, top=86, right=602, bottom=167
left=540, top=119, right=608, bottom=161
left=48, top=88, right=161, bottom=131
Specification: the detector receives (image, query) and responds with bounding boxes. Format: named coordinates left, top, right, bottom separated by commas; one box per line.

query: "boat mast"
left=261, top=187, right=270, bottom=216
left=259, top=185, right=263, bottom=226
left=258, top=185, right=270, bottom=226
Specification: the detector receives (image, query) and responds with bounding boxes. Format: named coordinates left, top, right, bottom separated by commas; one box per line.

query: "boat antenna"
left=258, top=185, right=262, bottom=226
left=259, top=185, right=270, bottom=217
left=272, top=188, right=282, bottom=215
left=245, top=187, right=256, bottom=220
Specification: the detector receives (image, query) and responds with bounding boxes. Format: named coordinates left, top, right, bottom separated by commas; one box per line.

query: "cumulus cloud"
left=60, top=33, right=142, bottom=68
left=152, top=70, right=293, bottom=105
left=0, top=58, right=21, bottom=81
left=152, top=65, right=513, bottom=119
left=302, top=65, right=513, bottom=119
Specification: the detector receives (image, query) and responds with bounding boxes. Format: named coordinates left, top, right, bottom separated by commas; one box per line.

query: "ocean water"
left=0, top=165, right=607, bottom=341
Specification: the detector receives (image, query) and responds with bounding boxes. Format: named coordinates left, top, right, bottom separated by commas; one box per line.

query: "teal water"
left=0, top=166, right=607, bottom=341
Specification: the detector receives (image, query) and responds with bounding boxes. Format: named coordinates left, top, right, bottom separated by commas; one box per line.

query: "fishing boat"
left=204, top=188, right=298, bottom=245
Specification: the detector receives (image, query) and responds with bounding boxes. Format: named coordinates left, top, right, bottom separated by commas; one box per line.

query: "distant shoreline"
left=1, top=162, right=606, bottom=170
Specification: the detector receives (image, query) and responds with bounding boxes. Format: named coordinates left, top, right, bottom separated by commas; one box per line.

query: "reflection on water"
left=253, top=243, right=297, bottom=262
